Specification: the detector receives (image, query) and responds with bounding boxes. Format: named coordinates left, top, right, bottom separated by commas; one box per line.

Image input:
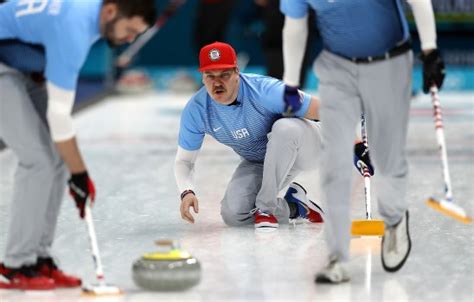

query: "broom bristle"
left=82, top=283, right=122, bottom=296
left=426, top=198, right=472, bottom=224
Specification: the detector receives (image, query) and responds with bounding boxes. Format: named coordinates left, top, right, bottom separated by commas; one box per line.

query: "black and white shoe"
left=315, top=258, right=350, bottom=284
left=381, top=211, right=411, bottom=272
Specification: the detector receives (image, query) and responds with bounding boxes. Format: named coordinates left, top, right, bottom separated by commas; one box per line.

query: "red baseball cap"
left=198, top=42, right=237, bottom=72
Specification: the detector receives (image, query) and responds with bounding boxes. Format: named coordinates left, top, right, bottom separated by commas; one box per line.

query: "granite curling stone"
left=132, top=240, right=201, bottom=291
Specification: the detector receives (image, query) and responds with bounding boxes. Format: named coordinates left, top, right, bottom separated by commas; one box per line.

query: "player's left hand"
left=180, top=191, right=199, bottom=224
left=283, top=85, right=302, bottom=116
left=420, top=49, right=445, bottom=94
left=353, top=142, right=374, bottom=176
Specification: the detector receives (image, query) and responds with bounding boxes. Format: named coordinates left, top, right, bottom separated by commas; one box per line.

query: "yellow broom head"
left=351, top=219, right=385, bottom=236
left=426, top=197, right=472, bottom=224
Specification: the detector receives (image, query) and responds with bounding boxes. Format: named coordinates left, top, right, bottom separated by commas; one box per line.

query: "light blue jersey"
left=178, top=73, right=312, bottom=163
left=281, top=0, right=410, bottom=58
left=0, top=0, right=101, bottom=90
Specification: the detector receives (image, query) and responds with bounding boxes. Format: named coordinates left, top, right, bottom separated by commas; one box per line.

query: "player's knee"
left=221, top=212, right=239, bottom=226
left=220, top=201, right=252, bottom=227
left=220, top=209, right=244, bottom=226
left=373, top=153, right=408, bottom=178
left=270, top=119, right=304, bottom=142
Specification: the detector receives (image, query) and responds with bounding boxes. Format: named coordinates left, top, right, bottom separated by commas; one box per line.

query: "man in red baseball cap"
left=197, top=42, right=240, bottom=105
left=174, top=41, right=370, bottom=231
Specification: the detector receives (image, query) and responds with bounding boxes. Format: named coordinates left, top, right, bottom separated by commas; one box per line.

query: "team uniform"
left=176, top=72, right=322, bottom=225
left=0, top=0, right=101, bottom=281
left=281, top=0, right=441, bottom=281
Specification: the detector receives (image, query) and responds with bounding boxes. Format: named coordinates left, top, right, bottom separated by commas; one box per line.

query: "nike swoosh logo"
left=213, top=127, right=222, bottom=132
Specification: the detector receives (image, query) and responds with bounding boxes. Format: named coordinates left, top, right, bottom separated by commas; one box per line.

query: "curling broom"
left=82, top=204, right=122, bottom=296
left=425, top=86, right=472, bottom=224
left=351, top=114, right=385, bottom=236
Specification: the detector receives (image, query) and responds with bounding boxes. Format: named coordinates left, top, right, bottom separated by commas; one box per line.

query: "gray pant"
left=315, top=50, right=413, bottom=261
left=220, top=118, right=322, bottom=226
left=0, top=63, right=67, bottom=267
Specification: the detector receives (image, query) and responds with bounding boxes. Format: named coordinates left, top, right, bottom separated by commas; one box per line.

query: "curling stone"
left=132, top=240, right=201, bottom=291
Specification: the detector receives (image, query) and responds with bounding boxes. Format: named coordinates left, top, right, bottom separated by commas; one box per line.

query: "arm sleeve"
left=178, top=102, right=206, bottom=151
left=407, top=0, right=437, bottom=50
left=280, top=0, right=309, bottom=18
left=282, top=16, right=308, bottom=87
left=174, top=146, right=200, bottom=193
left=44, top=20, right=88, bottom=90
left=46, top=81, right=76, bottom=141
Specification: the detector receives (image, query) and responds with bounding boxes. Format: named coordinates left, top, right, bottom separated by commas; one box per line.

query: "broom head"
left=426, top=197, right=472, bottom=224
left=351, top=219, right=385, bottom=236
left=82, top=283, right=122, bottom=296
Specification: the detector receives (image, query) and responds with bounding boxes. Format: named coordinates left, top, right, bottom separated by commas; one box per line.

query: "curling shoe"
left=315, top=257, right=350, bottom=284
left=254, top=210, right=279, bottom=229
left=37, top=257, right=81, bottom=288
left=0, top=262, right=55, bottom=290
left=381, top=211, right=411, bottom=272
left=285, top=182, right=324, bottom=223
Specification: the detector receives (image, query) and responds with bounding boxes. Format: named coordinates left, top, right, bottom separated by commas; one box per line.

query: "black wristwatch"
left=180, top=189, right=195, bottom=201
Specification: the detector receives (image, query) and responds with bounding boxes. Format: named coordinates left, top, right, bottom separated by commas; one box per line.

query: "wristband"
left=180, top=189, right=195, bottom=201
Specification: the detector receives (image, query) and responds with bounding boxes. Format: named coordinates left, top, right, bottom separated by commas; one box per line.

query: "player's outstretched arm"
left=175, top=146, right=200, bottom=223
left=408, top=0, right=445, bottom=93
left=282, top=16, right=309, bottom=115
left=47, top=82, right=96, bottom=218
left=282, top=15, right=308, bottom=87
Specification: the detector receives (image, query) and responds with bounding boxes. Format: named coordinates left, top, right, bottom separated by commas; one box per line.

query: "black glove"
left=283, top=85, right=302, bottom=116
left=420, top=49, right=445, bottom=93
left=68, top=171, right=96, bottom=219
left=353, top=142, right=374, bottom=176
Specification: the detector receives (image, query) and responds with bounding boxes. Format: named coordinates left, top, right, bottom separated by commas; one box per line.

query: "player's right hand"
left=420, top=49, right=445, bottom=94
left=180, top=191, right=199, bottom=224
left=353, top=142, right=374, bottom=176
left=283, top=85, right=302, bottom=116
left=68, top=171, right=96, bottom=219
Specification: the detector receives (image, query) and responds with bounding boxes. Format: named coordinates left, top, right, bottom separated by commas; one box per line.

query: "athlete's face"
left=103, top=16, right=148, bottom=46
left=100, top=4, right=148, bottom=46
left=202, top=68, right=240, bottom=105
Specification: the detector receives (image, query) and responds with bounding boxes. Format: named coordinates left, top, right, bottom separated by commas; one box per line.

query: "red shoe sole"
left=0, top=280, right=55, bottom=290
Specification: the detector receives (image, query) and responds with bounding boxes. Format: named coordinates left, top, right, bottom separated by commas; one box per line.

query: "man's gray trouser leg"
left=315, top=50, right=413, bottom=261
left=0, top=64, right=67, bottom=267
left=316, top=51, right=362, bottom=261
left=256, top=118, right=321, bottom=217
left=359, top=51, right=413, bottom=226
left=220, top=160, right=263, bottom=226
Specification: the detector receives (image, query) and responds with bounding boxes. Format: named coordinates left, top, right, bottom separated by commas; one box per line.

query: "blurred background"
left=74, top=0, right=474, bottom=109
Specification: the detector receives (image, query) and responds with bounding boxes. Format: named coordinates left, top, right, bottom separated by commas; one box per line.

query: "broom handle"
left=430, top=86, right=453, bottom=201
left=84, top=204, right=106, bottom=285
left=363, top=169, right=372, bottom=220
left=116, top=0, right=186, bottom=67
left=361, top=113, right=372, bottom=220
